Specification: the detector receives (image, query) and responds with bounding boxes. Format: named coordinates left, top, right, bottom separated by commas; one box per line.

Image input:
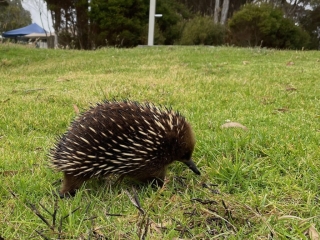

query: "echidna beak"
left=184, top=159, right=201, bottom=175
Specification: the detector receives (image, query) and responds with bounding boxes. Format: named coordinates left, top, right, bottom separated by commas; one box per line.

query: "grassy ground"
left=0, top=43, right=319, bottom=239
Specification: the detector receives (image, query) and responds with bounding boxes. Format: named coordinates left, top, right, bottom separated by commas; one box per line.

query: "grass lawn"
left=0, top=44, right=319, bottom=239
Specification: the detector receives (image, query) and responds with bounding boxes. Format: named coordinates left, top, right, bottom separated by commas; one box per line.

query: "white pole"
left=148, top=0, right=156, bottom=46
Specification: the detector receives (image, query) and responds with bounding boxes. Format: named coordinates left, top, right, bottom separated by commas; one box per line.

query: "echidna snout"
left=50, top=100, right=200, bottom=197
left=183, top=158, right=201, bottom=175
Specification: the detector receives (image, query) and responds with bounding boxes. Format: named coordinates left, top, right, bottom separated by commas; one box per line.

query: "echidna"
left=50, top=100, right=200, bottom=197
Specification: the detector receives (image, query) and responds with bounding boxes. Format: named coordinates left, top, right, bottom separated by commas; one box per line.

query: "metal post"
left=148, top=0, right=156, bottom=46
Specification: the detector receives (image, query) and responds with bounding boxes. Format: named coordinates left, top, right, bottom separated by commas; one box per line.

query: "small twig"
left=141, top=217, right=150, bottom=240
left=39, top=203, right=52, bottom=216
left=9, top=190, right=18, bottom=198
left=35, top=230, right=50, bottom=240
left=84, top=216, right=98, bottom=221
left=171, top=218, right=192, bottom=237
left=201, top=183, right=218, bottom=188
left=53, top=197, right=58, bottom=228
left=58, top=217, right=63, bottom=237
left=191, top=198, right=218, bottom=205
left=184, top=208, right=197, bottom=217
left=245, top=204, right=276, bottom=237
left=174, top=176, right=187, bottom=187
left=222, top=200, right=233, bottom=219
left=201, top=208, right=237, bottom=233
left=201, top=183, right=220, bottom=194
left=24, top=88, right=46, bottom=93
left=105, top=213, right=125, bottom=217
left=1, top=98, right=10, bottom=103
left=62, top=206, right=81, bottom=220
left=28, top=203, right=53, bottom=230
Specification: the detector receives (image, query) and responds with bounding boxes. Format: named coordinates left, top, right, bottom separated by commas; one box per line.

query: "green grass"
left=0, top=43, right=319, bottom=239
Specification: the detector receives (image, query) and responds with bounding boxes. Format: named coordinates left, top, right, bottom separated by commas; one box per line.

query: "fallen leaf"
left=56, top=78, right=70, bottom=82
left=286, top=61, right=294, bottom=66
left=1, top=98, right=10, bottom=103
left=216, top=62, right=228, bottom=67
left=73, top=104, right=80, bottom=114
left=285, top=86, right=297, bottom=91
left=274, top=107, right=289, bottom=113
left=260, top=96, right=275, bottom=105
left=286, top=87, right=297, bottom=91
left=309, top=224, right=319, bottom=240
left=149, top=221, right=162, bottom=234
left=221, top=122, right=248, bottom=131
left=1, top=170, right=19, bottom=176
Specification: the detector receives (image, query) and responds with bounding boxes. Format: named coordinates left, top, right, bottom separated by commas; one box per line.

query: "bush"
left=228, top=3, right=310, bottom=49
left=154, top=0, right=192, bottom=45
left=179, top=15, right=226, bottom=45
left=89, top=0, right=148, bottom=47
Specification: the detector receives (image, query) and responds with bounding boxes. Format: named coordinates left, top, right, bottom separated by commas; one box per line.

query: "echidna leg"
left=114, top=174, right=125, bottom=186
left=59, top=173, right=88, bottom=198
left=143, top=168, right=167, bottom=187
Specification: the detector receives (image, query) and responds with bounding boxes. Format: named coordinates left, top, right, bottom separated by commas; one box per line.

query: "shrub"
left=179, top=15, right=226, bottom=45
left=228, top=3, right=310, bottom=49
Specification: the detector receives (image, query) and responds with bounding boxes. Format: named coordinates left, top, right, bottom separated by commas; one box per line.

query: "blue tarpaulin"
left=2, top=23, right=47, bottom=38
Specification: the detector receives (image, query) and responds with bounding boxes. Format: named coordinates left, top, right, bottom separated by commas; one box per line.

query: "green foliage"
left=89, top=0, right=148, bottom=47
left=0, top=0, right=31, bottom=33
left=179, top=15, right=226, bottom=45
left=299, top=6, right=320, bottom=49
left=154, top=0, right=192, bottom=45
left=89, top=0, right=191, bottom=47
left=228, top=3, right=310, bottom=49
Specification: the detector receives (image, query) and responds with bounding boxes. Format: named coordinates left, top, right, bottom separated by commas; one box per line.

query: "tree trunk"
left=214, top=0, right=220, bottom=24
left=220, top=0, right=229, bottom=25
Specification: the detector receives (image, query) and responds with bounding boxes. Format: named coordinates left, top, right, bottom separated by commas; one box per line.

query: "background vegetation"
left=229, top=3, right=310, bottom=49
left=0, top=44, right=319, bottom=239
left=1, top=0, right=320, bottom=49
left=0, top=0, right=31, bottom=33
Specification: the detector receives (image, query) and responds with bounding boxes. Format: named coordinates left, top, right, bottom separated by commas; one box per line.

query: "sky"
left=21, top=0, right=54, bottom=32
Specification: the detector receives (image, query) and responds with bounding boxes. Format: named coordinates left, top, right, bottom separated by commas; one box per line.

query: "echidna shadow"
left=50, top=100, right=200, bottom=197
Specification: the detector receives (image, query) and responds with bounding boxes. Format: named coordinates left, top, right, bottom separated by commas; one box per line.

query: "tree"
left=252, top=0, right=318, bottom=21
left=214, top=0, right=220, bottom=23
left=21, top=0, right=54, bottom=34
left=299, top=5, right=320, bottom=49
left=45, top=0, right=191, bottom=48
left=89, top=0, right=148, bottom=47
left=220, top=0, right=230, bottom=24
left=45, top=0, right=90, bottom=49
left=0, top=0, right=31, bottom=33
left=177, top=0, right=250, bottom=24
left=153, top=0, right=191, bottom=45
left=229, top=3, right=310, bottom=49
left=0, top=0, right=9, bottom=6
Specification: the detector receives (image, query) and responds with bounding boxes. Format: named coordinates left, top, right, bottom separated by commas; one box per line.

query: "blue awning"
left=2, top=23, right=47, bottom=38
